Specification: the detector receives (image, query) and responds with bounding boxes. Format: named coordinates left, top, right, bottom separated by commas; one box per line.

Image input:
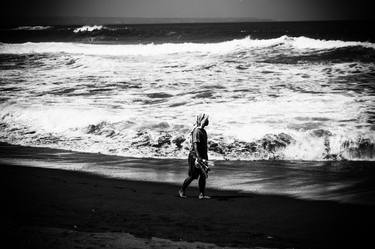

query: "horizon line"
left=2, top=16, right=374, bottom=25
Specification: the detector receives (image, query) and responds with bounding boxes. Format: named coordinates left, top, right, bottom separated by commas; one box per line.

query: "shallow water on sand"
left=1, top=143, right=374, bottom=205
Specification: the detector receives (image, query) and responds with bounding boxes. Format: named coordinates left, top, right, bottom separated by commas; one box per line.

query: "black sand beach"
left=1, top=143, right=375, bottom=249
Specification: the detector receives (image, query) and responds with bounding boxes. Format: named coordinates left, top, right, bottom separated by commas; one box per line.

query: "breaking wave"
left=1, top=36, right=375, bottom=56
left=0, top=105, right=374, bottom=161
left=73, top=25, right=104, bottom=33
left=12, top=26, right=52, bottom=31
left=1, top=34, right=374, bottom=161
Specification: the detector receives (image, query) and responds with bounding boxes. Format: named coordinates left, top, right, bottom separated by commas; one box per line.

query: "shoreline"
left=2, top=142, right=375, bottom=206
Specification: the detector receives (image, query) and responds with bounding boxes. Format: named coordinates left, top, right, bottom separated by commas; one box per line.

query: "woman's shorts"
left=187, top=151, right=205, bottom=179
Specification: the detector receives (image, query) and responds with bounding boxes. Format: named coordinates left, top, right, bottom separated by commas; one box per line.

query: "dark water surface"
left=1, top=21, right=375, bottom=43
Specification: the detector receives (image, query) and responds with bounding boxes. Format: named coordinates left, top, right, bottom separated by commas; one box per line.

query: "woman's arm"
left=193, top=142, right=203, bottom=161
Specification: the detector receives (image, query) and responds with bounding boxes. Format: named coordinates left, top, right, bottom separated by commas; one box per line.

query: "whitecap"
left=1, top=36, right=374, bottom=56
left=73, top=25, right=104, bottom=33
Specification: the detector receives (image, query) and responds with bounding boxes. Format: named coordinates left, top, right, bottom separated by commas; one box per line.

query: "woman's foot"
left=198, top=193, right=210, bottom=199
left=178, top=188, right=187, bottom=198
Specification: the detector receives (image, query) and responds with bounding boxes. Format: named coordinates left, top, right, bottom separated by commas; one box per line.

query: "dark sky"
left=3, top=0, right=373, bottom=21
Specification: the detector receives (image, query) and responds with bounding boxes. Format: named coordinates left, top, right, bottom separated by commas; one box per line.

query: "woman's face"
left=203, top=118, right=209, bottom=127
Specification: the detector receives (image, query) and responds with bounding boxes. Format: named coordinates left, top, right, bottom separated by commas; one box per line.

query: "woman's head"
left=196, top=113, right=209, bottom=127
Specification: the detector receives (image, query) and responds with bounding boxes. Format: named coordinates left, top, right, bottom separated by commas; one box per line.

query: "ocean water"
left=1, top=22, right=375, bottom=161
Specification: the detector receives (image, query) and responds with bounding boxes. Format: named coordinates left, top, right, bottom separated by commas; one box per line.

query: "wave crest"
left=1, top=111, right=374, bottom=161
left=73, top=25, right=104, bottom=33
left=1, top=36, right=374, bottom=56
left=13, top=26, right=51, bottom=31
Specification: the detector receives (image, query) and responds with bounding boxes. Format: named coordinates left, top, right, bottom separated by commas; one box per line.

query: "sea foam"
left=13, top=26, right=52, bottom=31
left=73, top=25, right=104, bottom=33
left=1, top=36, right=374, bottom=56
left=1, top=35, right=374, bottom=161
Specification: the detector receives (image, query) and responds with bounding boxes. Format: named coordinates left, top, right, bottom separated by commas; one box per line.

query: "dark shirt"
left=191, top=127, right=208, bottom=160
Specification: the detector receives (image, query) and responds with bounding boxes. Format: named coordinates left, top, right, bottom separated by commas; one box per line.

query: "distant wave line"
left=1, top=36, right=375, bottom=56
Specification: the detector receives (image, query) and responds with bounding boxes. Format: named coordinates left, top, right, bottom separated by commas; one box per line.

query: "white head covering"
left=196, top=113, right=209, bottom=127
left=191, top=113, right=209, bottom=135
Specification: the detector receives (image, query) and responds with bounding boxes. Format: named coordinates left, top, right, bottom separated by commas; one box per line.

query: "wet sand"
left=1, top=143, right=375, bottom=248
left=2, top=143, right=375, bottom=205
